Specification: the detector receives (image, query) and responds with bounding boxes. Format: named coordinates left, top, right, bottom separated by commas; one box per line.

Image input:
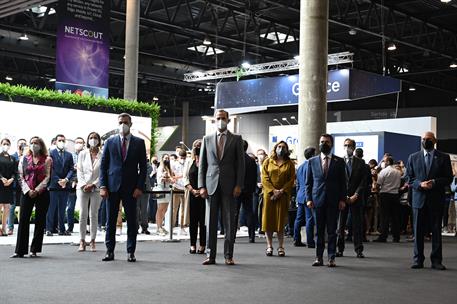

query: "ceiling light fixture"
left=18, top=33, right=29, bottom=41
left=5, top=76, right=13, bottom=81
left=49, top=78, right=56, bottom=82
left=440, top=0, right=452, bottom=3
left=153, top=96, right=159, bottom=101
left=203, top=36, right=211, bottom=45
left=409, top=86, right=416, bottom=91
left=241, top=61, right=251, bottom=69
left=450, top=61, right=457, bottom=68
left=294, top=55, right=300, bottom=61
left=387, top=41, right=397, bottom=51
left=272, top=118, right=283, bottom=126
left=348, top=28, right=357, bottom=36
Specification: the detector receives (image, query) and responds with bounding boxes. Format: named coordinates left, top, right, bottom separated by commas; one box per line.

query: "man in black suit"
left=234, top=140, right=258, bottom=243
left=336, top=139, right=367, bottom=258
left=406, top=131, right=453, bottom=270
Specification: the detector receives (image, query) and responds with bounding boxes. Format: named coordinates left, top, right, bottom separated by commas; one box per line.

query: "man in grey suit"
left=198, top=109, right=245, bottom=265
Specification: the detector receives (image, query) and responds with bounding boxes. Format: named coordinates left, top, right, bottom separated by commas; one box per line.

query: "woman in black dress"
left=0, top=138, right=18, bottom=236
left=183, top=139, right=206, bottom=254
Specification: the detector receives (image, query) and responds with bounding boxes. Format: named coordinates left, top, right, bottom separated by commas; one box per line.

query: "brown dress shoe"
left=202, top=258, right=216, bottom=265
left=328, top=259, right=336, bottom=267
left=225, top=258, right=235, bottom=265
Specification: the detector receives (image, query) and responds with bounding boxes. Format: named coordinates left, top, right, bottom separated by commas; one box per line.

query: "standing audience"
left=66, top=137, right=85, bottom=234
left=11, top=137, right=51, bottom=258
left=0, top=139, right=17, bottom=236
left=155, top=154, right=173, bottom=235
left=261, top=141, right=296, bottom=257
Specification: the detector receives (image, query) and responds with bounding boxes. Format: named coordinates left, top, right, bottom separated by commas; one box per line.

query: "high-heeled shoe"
left=78, top=240, right=86, bottom=252
left=89, top=240, right=96, bottom=252
left=197, top=247, right=206, bottom=254
left=189, top=247, right=196, bottom=254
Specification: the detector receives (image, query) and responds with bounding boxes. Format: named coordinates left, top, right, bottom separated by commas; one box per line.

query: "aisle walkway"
left=1, top=236, right=456, bottom=304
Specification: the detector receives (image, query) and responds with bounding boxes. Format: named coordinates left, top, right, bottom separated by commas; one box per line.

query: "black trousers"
left=379, top=193, right=401, bottom=241
left=413, top=202, right=443, bottom=264
left=189, top=194, right=206, bottom=247
left=337, top=200, right=364, bottom=254
left=234, top=192, right=255, bottom=241
left=15, top=191, right=50, bottom=255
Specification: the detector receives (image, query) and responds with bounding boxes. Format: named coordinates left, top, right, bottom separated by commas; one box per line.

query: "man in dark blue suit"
left=406, top=131, right=452, bottom=270
left=293, top=147, right=316, bottom=247
left=46, top=134, right=74, bottom=236
left=306, top=134, right=347, bottom=267
left=100, top=113, right=147, bottom=262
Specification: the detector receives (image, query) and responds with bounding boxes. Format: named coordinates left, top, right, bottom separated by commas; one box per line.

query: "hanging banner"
left=215, top=69, right=401, bottom=111
left=56, top=0, right=110, bottom=98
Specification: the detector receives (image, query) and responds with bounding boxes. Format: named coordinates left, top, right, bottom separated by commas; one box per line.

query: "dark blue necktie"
left=425, top=153, right=431, bottom=175
left=346, top=157, right=352, bottom=178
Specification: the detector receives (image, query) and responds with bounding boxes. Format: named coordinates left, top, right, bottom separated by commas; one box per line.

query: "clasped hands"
left=420, top=180, right=433, bottom=190
left=270, top=189, right=284, bottom=201
left=1, top=177, right=13, bottom=187
left=57, top=178, right=68, bottom=188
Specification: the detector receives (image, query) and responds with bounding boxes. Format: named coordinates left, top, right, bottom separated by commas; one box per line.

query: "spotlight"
left=450, top=61, right=457, bottom=68
left=5, top=76, right=13, bottom=81
left=49, top=78, right=56, bottom=82
left=409, top=86, right=416, bottom=91
left=18, top=33, right=29, bottom=41
left=153, top=96, right=159, bottom=101
left=241, top=61, right=251, bottom=69
left=440, top=0, right=451, bottom=3
left=203, top=36, right=211, bottom=45
left=294, top=55, right=300, bottom=61
left=281, top=117, right=291, bottom=125
left=387, top=41, right=397, bottom=51
left=348, top=28, right=357, bottom=36
left=272, top=118, right=283, bottom=126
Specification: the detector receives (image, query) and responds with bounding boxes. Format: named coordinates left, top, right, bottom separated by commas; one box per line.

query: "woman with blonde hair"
left=261, top=141, right=296, bottom=257
left=154, top=154, right=174, bottom=235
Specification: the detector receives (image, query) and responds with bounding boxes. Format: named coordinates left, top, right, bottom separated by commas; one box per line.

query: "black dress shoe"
left=293, top=241, right=306, bottom=247
left=202, top=257, right=216, bottom=265
left=335, top=251, right=344, bottom=257
left=10, top=253, right=24, bottom=258
left=102, top=251, right=114, bottom=261
left=356, top=252, right=365, bottom=258
left=328, top=259, right=336, bottom=267
left=392, top=239, right=400, bottom=243
left=45, top=231, right=52, bottom=237
left=127, top=253, right=136, bottom=262
left=308, top=244, right=316, bottom=249
left=249, top=239, right=255, bottom=243
left=189, top=248, right=196, bottom=254
left=431, top=263, right=446, bottom=270
left=143, top=230, right=151, bottom=235
left=411, top=263, right=424, bottom=269
left=373, top=238, right=387, bottom=243
left=312, top=258, right=324, bottom=266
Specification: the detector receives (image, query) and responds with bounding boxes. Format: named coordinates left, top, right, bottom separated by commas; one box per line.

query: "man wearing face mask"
left=198, top=109, right=245, bottom=265
left=407, top=131, right=453, bottom=270
left=66, top=137, right=85, bottom=234
left=46, top=134, right=75, bottom=236
left=100, top=113, right=147, bottom=262
left=336, top=139, right=367, bottom=258
left=306, top=134, right=347, bottom=267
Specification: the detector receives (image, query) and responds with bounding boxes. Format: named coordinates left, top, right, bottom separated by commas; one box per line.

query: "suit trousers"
left=206, top=186, right=236, bottom=259
left=314, top=203, right=339, bottom=260
left=137, top=193, right=149, bottom=231
left=293, top=203, right=306, bottom=243
left=413, top=201, right=443, bottom=264
left=189, top=194, right=206, bottom=247
left=172, top=192, right=189, bottom=227
left=77, top=190, right=102, bottom=240
left=15, top=191, right=50, bottom=255
left=105, top=191, right=137, bottom=253
left=337, top=201, right=364, bottom=254
left=305, top=205, right=315, bottom=246
left=379, top=193, right=401, bottom=241
left=47, top=190, right=69, bottom=233
left=66, top=192, right=77, bottom=231
left=235, top=192, right=255, bottom=241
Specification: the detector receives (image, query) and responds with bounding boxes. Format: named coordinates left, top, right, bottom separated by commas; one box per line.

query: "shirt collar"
left=423, top=149, right=435, bottom=157
left=217, top=130, right=228, bottom=136
left=320, top=153, right=332, bottom=160
left=120, top=133, right=132, bottom=141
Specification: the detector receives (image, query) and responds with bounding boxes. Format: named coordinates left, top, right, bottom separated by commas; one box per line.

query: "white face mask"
left=74, top=143, right=84, bottom=152
left=216, top=119, right=227, bottom=131
left=56, top=141, right=65, bottom=150
left=119, top=123, right=130, bottom=135
left=2, top=144, right=10, bottom=153
left=88, top=139, right=99, bottom=148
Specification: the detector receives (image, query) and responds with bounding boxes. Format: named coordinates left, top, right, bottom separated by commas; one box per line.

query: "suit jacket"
left=198, top=130, right=245, bottom=196
left=345, top=156, right=367, bottom=199
left=242, top=153, right=257, bottom=194
left=49, top=149, right=74, bottom=190
left=406, top=149, right=453, bottom=209
left=77, top=149, right=101, bottom=191
left=295, top=159, right=309, bottom=204
left=100, top=134, right=147, bottom=193
left=305, top=154, right=347, bottom=208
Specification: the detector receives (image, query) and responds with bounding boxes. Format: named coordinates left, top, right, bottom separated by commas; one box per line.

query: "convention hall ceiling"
left=0, top=0, right=456, bottom=116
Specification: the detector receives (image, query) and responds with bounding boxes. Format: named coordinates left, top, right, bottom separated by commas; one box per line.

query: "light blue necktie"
left=425, top=152, right=431, bottom=175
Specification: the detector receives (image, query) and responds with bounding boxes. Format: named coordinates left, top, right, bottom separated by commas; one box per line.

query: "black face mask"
left=152, top=160, right=158, bottom=166
left=422, top=139, right=434, bottom=151
left=194, top=148, right=201, bottom=156
left=163, top=160, right=170, bottom=167
left=319, top=143, right=331, bottom=155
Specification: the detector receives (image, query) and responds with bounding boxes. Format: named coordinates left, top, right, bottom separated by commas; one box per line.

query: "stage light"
left=18, top=33, right=29, bottom=41
left=348, top=28, right=357, bottom=36
left=49, top=78, right=56, bottom=82
left=450, top=61, right=457, bottom=68
left=294, top=55, right=300, bottom=61
left=387, top=42, right=397, bottom=51
left=241, top=61, right=251, bottom=69
left=5, top=76, right=13, bottom=81
left=409, top=86, right=416, bottom=91
left=203, top=36, right=211, bottom=45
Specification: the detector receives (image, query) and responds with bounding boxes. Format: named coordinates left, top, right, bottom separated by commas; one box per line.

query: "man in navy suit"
left=306, top=134, right=347, bottom=267
left=100, top=113, right=147, bottom=262
left=406, top=131, right=452, bottom=270
left=46, top=134, right=74, bottom=236
left=293, top=147, right=316, bottom=247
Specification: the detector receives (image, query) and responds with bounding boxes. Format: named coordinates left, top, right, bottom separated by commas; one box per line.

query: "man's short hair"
left=355, top=148, right=364, bottom=158
left=320, top=133, right=334, bottom=144
left=55, top=134, right=65, bottom=140
left=344, top=138, right=356, bottom=148
left=304, top=147, right=316, bottom=160
left=215, top=109, right=229, bottom=119
left=118, top=113, right=132, bottom=123
left=385, top=156, right=394, bottom=166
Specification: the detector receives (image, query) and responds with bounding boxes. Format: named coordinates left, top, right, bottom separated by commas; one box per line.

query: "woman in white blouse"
left=76, top=132, right=102, bottom=252
left=155, top=154, right=174, bottom=235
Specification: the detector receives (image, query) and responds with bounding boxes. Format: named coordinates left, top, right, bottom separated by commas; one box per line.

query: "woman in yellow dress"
left=261, top=141, right=296, bottom=257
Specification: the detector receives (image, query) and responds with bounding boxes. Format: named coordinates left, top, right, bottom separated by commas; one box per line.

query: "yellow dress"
left=261, top=158, right=296, bottom=232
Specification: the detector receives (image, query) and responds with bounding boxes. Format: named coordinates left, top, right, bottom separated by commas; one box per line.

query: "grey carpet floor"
left=1, top=236, right=456, bottom=304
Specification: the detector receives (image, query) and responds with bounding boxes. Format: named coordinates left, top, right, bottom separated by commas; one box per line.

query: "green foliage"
left=0, top=82, right=160, bottom=154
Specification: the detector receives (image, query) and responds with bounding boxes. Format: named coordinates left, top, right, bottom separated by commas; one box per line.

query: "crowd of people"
left=0, top=110, right=456, bottom=269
